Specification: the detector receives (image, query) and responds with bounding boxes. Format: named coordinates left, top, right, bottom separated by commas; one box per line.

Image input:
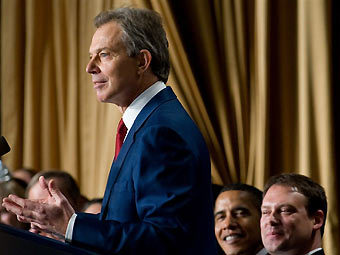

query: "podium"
left=0, top=223, right=99, bottom=255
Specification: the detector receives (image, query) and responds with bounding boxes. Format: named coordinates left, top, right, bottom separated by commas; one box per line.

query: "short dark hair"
left=218, top=183, right=263, bottom=213
left=94, top=7, right=170, bottom=83
left=263, top=173, right=327, bottom=236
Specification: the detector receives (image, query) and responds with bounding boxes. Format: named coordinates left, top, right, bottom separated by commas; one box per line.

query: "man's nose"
left=223, top=214, right=238, bottom=230
left=86, top=58, right=100, bottom=74
left=267, top=211, right=280, bottom=226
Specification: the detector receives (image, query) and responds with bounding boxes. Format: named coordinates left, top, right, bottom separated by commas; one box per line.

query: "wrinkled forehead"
left=263, top=184, right=308, bottom=206
left=89, top=21, right=124, bottom=53
left=267, top=184, right=301, bottom=195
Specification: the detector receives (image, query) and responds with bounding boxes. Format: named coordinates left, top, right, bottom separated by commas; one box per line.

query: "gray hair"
left=94, top=7, right=170, bottom=83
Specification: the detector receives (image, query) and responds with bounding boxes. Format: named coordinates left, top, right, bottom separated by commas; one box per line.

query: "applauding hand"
left=2, top=176, right=75, bottom=239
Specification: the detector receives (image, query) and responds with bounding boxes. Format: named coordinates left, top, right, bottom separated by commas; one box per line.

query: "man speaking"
left=2, top=7, right=216, bottom=255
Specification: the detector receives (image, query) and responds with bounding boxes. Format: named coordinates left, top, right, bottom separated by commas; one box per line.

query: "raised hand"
left=2, top=176, right=75, bottom=239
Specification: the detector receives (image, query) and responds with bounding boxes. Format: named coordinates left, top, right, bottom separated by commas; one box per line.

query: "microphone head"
left=0, top=136, right=11, bottom=157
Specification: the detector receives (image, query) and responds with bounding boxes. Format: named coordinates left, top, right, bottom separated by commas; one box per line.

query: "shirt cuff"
left=65, top=213, right=77, bottom=243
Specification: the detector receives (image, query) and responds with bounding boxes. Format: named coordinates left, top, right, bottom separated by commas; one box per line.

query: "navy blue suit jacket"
left=314, top=249, right=325, bottom=255
left=72, top=87, right=217, bottom=254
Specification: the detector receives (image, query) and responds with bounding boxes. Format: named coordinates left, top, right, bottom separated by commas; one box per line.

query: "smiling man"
left=261, top=173, right=327, bottom=255
left=214, top=183, right=266, bottom=255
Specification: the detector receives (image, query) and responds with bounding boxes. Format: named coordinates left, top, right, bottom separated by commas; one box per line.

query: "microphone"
left=0, top=136, right=11, bottom=157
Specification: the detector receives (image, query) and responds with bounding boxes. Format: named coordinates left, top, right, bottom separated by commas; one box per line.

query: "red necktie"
left=114, top=118, right=127, bottom=160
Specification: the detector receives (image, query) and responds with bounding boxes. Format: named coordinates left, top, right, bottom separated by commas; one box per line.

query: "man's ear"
left=312, top=210, right=324, bottom=231
left=137, top=49, right=152, bottom=75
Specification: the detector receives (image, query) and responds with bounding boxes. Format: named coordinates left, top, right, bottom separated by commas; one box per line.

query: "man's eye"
left=235, top=211, right=244, bottom=216
left=215, top=215, right=225, bottom=222
left=100, top=52, right=109, bottom=58
left=234, top=209, right=249, bottom=217
left=261, top=210, right=269, bottom=215
left=280, top=207, right=294, bottom=214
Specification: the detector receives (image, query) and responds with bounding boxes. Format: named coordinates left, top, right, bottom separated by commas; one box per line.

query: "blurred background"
left=1, top=0, right=339, bottom=253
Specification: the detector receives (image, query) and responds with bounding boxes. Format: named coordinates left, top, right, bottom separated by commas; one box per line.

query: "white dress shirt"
left=65, top=81, right=166, bottom=242
left=122, top=81, right=166, bottom=136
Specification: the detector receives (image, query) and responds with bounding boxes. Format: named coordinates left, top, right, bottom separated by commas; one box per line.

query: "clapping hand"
left=2, top=176, right=75, bottom=240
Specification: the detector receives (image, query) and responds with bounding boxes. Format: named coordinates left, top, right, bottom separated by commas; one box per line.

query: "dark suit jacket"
left=71, top=87, right=216, bottom=254
left=313, top=249, right=325, bottom=255
left=267, top=248, right=324, bottom=255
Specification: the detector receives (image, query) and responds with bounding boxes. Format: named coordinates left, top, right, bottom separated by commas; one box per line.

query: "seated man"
left=214, top=183, right=266, bottom=255
left=261, top=173, right=326, bottom=255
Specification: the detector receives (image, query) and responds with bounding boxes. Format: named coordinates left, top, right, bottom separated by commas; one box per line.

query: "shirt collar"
left=122, top=81, right=166, bottom=132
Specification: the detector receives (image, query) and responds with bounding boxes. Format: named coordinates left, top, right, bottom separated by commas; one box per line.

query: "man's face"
left=86, top=21, right=140, bottom=108
left=260, top=185, right=317, bottom=255
left=214, top=190, right=262, bottom=255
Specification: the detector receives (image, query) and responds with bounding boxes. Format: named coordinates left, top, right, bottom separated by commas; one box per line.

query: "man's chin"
left=221, top=242, right=264, bottom=255
left=98, top=97, right=109, bottom=103
left=96, top=93, right=111, bottom=103
left=221, top=244, right=245, bottom=255
left=264, top=241, right=285, bottom=254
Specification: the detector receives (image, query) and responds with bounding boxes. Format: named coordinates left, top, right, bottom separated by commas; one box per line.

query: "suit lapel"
left=100, top=87, right=176, bottom=218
